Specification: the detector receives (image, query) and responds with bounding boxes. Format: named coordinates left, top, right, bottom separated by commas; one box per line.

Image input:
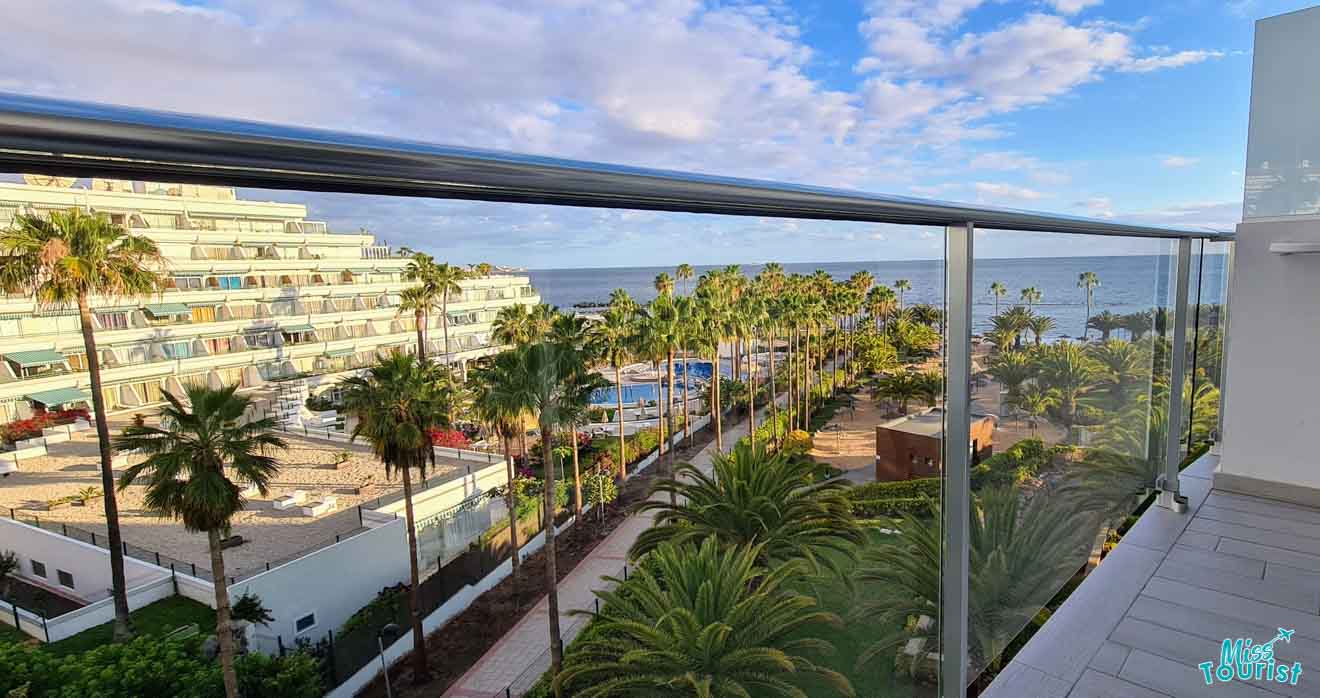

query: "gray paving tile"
left=1126, top=595, right=1320, bottom=668
left=1197, top=505, right=1320, bottom=541
left=1181, top=454, right=1219, bottom=480
left=1206, top=492, right=1320, bottom=527
left=1070, top=669, right=1174, bottom=698
left=1266, top=561, right=1320, bottom=589
left=1089, top=641, right=1131, bottom=675
left=1177, top=530, right=1221, bottom=550
left=980, top=661, right=1072, bottom=698
left=1189, top=518, right=1320, bottom=557
left=1217, top=535, right=1320, bottom=572
left=1164, top=544, right=1265, bottom=578
left=1154, top=558, right=1320, bottom=613
left=1111, top=620, right=1313, bottom=698
left=1118, top=648, right=1281, bottom=698
left=1121, top=477, right=1212, bottom=553
left=1142, top=577, right=1320, bottom=640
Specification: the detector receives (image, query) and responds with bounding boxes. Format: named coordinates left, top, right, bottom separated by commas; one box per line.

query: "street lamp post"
left=377, top=622, right=401, bottom=698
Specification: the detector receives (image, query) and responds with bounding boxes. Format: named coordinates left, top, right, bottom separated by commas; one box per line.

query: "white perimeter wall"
left=1220, top=218, right=1320, bottom=489
left=378, top=460, right=507, bottom=520
left=229, top=517, right=410, bottom=654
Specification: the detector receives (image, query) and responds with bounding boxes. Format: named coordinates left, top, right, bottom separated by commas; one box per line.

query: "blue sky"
left=0, top=0, right=1310, bottom=267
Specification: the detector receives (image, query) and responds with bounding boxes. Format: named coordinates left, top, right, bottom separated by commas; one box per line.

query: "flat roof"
left=880, top=408, right=994, bottom=438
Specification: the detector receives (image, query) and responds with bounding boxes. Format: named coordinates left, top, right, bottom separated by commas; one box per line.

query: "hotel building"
left=0, top=176, right=539, bottom=423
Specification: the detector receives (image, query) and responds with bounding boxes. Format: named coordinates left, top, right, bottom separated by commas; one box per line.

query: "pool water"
left=591, top=360, right=728, bottom=406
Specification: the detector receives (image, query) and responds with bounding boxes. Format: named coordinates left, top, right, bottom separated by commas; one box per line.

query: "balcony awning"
left=281, top=323, right=315, bottom=333
left=324, top=348, right=355, bottom=358
left=26, top=386, right=91, bottom=406
left=4, top=349, right=67, bottom=367
left=144, top=303, right=191, bottom=317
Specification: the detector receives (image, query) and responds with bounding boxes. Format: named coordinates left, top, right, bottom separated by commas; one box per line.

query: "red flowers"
left=1, top=408, right=91, bottom=443
left=428, top=428, right=471, bottom=449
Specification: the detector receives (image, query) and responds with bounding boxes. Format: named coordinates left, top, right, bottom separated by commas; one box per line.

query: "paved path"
left=442, top=405, right=769, bottom=697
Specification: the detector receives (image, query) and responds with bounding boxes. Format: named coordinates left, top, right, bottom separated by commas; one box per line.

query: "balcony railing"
left=0, top=93, right=1233, bottom=697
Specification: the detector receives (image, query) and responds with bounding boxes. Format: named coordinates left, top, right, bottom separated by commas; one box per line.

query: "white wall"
left=228, top=517, right=410, bottom=654
left=0, top=517, right=164, bottom=602
left=376, top=460, right=506, bottom=520
left=1219, top=217, right=1320, bottom=491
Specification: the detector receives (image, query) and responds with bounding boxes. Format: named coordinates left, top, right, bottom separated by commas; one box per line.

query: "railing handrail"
left=0, top=92, right=1229, bottom=241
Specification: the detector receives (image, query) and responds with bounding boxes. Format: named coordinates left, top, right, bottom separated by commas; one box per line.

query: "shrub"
left=973, top=438, right=1050, bottom=488
left=231, top=591, right=275, bottom=628
left=0, top=409, right=91, bottom=444
left=428, top=428, right=471, bottom=449
left=848, top=477, right=942, bottom=501
left=782, top=429, right=813, bottom=455
left=0, top=636, right=322, bottom=698
left=850, top=496, right=933, bottom=518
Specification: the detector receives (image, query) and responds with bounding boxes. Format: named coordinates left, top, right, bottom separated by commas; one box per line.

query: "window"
left=30, top=560, right=46, bottom=578
left=294, top=612, right=317, bottom=634
left=95, top=311, right=130, bottom=330
left=57, top=570, right=74, bottom=589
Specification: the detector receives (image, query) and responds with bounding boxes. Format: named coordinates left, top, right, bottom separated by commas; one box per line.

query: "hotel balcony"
left=0, top=19, right=1311, bottom=692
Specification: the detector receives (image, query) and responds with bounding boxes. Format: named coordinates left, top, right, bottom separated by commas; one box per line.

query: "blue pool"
left=591, top=360, right=730, bottom=406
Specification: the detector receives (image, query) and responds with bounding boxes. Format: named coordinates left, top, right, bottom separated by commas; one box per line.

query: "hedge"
left=0, top=637, right=322, bottom=698
left=850, top=496, right=934, bottom=518
left=847, top=477, right=941, bottom=501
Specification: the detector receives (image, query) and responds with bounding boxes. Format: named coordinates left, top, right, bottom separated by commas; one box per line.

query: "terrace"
left=2, top=9, right=1314, bottom=695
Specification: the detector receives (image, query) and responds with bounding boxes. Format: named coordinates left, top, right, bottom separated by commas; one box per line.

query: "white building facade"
left=0, top=177, right=539, bottom=422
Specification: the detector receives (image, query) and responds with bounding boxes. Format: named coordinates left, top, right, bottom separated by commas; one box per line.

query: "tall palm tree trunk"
left=681, top=346, right=691, bottom=448
left=415, top=309, right=427, bottom=360
left=78, top=295, right=132, bottom=641
left=540, top=420, right=564, bottom=675
left=652, top=360, right=664, bottom=467
left=803, top=326, right=812, bottom=427
left=441, top=298, right=454, bottom=424
left=614, top=366, right=627, bottom=478
left=746, top=336, right=756, bottom=449
left=401, top=469, right=430, bottom=681
left=767, top=326, right=779, bottom=448
left=568, top=426, right=582, bottom=518
left=712, top=347, right=723, bottom=453
left=207, top=529, right=238, bottom=698
left=502, top=432, right=520, bottom=599
left=665, top=349, right=677, bottom=504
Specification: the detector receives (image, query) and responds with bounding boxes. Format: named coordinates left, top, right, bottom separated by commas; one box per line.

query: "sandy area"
left=0, top=421, right=466, bottom=581
left=808, top=394, right=888, bottom=485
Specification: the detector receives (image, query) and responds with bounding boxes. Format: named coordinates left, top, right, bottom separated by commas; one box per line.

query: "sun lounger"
left=273, top=490, right=308, bottom=510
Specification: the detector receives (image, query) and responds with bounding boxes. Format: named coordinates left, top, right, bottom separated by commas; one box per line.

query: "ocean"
left=527, top=255, right=1228, bottom=342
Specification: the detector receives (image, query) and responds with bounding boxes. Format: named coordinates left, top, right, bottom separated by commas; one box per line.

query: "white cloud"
left=1074, top=196, right=1114, bottom=218
left=974, top=182, right=1047, bottom=201
left=1046, top=0, right=1104, bottom=15
left=1123, top=200, right=1241, bottom=231
left=1160, top=155, right=1200, bottom=168
left=1119, top=50, right=1224, bottom=73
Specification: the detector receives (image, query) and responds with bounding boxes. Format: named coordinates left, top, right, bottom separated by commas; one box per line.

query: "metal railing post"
left=1158, top=238, right=1193, bottom=513
left=941, top=222, right=973, bottom=696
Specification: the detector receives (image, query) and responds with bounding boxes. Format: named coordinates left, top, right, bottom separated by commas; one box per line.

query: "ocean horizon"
left=527, top=254, right=1228, bottom=342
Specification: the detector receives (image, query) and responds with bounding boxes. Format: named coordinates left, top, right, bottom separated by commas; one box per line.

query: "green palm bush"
left=856, top=487, right=1092, bottom=681
left=554, top=538, right=856, bottom=697
left=630, top=443, right=862, bottom=579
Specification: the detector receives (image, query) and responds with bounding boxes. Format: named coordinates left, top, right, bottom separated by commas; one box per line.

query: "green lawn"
left=46, top=596, right=214, bottom=656
left=0, top=622, right=28, bottom=645
left=790, top=525, right=936, bottom=698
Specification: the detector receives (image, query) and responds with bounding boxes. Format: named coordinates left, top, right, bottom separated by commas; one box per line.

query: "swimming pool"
left=591, top=360, right=727, bottom=406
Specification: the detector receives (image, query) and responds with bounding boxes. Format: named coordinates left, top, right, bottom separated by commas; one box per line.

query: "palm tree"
left=340, top=353, right=454, bottom=683
left=1014, top=385, right=1059, bottom=435
left=1078, top=271, right=1100, bottom=339
left=508, top=342, right=607, bottom=676
left=875, top=372, right=923, bottom=414
left=1028, top=314, right=1056, bottom=346
left=894, top=278, right=911, bottom=310
left=674, top=263, right=694, bottom=295
left=555, top=538, right=855, bottom=698
left=857, top=487, right=1091, bottom=678
left=995, top=306, right=1034, bottom=350
left=114, top=386, right=285, bottom=698
left=550, top=313, right=595, bottom=517
left=0, top=208, right=164, bottom=641
left=653, top=272, right=674, bottom=298
left=429, top=263, right=470, bottom=368
left=1088, top=339, right=1150, bottom=410
left=474, top=262, right=493, bottom=277
left=673, top=294, right=699, bottom=447
left=1087, top=310, right=1123, bottom=342
left=587, top=304, right=637, bottom=478
left=865, top=285, right=898, bottom=331
left=1034, top=341, right=1101, bottom=440
left=1020, top=286, right=1042, bottom=309
left=632, top=443, right=861, bottom=573
left=397, top=286, right=436, bottom=359
left=1120, top=310, right=1153, bottom=340
left=467, top=353, right=529, bottom=596
left=985, top=351, right=1034, bottom=406
left=988, top=281, right=1007, bottom=315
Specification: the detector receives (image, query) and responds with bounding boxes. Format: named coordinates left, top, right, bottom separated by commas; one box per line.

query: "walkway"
left=442, top=405, right=768, bottom=697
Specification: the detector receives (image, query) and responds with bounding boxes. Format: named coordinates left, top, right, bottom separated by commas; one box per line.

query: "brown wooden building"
left=874, top=408, right=997, bottom=481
